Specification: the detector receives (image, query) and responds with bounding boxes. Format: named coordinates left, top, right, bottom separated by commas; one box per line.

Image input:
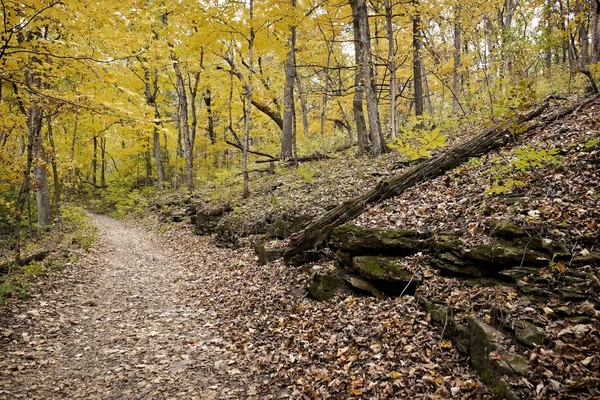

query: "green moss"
left=352, top=256, right=414, bottom=282
left=308, top=273, right=347, bottom=301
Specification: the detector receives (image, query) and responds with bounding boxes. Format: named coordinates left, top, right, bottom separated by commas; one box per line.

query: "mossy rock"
left=513, top=320, right=545, bottom=347
left=330, top=225, right=430, bottom=254
left=431, top=252, right=489, bottom=277
left=466, top=240, right=551, bottom=267
left=345, top=275, right=384, bottom=298
left=487, top=220, right=526, bottom=239
left=195, top=202, right=233, bottom=236
left=254, top=242, right=285, bottom=265
left=268, top=214, right=312, bottom=239
left=307, top=272, right=349, bottom=301
left=352, top=256, right=414, bottom=283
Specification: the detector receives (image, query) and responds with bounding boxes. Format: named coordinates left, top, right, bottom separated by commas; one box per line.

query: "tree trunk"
left=204, top=89, right=216, bottom=145
left=283, top=95, right=598, bottom=262
left=13, top=91, right=40, bottom=263
left=294, top=74, right=309, bottom=139
left=544, top=0, right=553, bottom=76
left=422, top=59, right=433, bottom=115
left=502, top=0, right=515, bottom=77
left=153, top=107, right=165, bottom=190
left=386, top=0, right=397, bottom=140
left=172, top=56, right=194, bottom=191
left=32, top=110, right=51, bottom=228
left=243, top=0, right=255, bottom=199
left=282, top=16, right=296, bottom=158
left=140, top=61, right=164, bottom=189
left=100, top=136, right=106, bottom=188
left=591, top=0, right=600, bottom=63
left=579, top=14, right=589, bottom=66
left=47, top=118, right=61, bottom=229
left=320, top=47, right=333, bottom=137
left=92, top=135, right=98, bottom=186
left=413, top=0, right=424, bottom=117
left=66, top=113, right=78, bottom=199
left=357, top=0, right=384, bottom=156
left=350, top=0, right=370, bottom=153
left=452, top=6, right=462, bottom=115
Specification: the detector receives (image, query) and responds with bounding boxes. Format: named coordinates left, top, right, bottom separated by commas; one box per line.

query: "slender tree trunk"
left=413, top=0, right=424, bottom=117
left=386, top=0, right=397, bottom=140
left=47, top=118, right=60, bottom=229
left=544, top=0, right=553, bottom=76
left=320, top=48, right=333, bottom=138
left=14, top=97, right=40, bottom=263
left=592, top=0, right=600, bottom=63
left=204, top=89, right=216, bottom=145
left=172, top=57, right=194, bottom=191
left=92, top=135, right=98, bottom=186
left=66, top=114, right=78, bottom=199
left=243, top=0, right=255, bottom=199
left=502, top=0, right=515, bottom=77
left=23, top=69, right=51, bottom=229
left=294, top=75, right=309, bottom=139
left=357, top=0, right=384, bottom=155
left=452, top=6, right=462, bottom=115
left=579, top=15, right=589, bottom=66
left=282, top=12, right=296, bottom=158
left=422, top=59, right=433, bottom=115
left=152, top=108, right=164, bottom=190
left=33, top=123, right=51, bottom=228
left=145, top=137, right=152, bottom=186
left=140, top=62, right=164, bottom=189
left=100, top=136, right=106, bottom=188
left=350, top=0, right=370, bottom=153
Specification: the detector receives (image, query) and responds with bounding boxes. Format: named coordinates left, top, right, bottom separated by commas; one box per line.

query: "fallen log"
left=254, top=152, right=331, bottom=164
left=283, top=95, right=599, bottom=263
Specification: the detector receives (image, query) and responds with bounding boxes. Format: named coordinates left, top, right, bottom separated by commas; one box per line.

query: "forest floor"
left=0, top=214, right=487, bottom=399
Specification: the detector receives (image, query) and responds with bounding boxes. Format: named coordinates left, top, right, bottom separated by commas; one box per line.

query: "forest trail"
left=2, top=215, right=485, bottom=399
left=0, top=215, right=255, bottom=399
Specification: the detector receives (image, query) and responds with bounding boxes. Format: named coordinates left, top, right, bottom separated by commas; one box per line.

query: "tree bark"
left=282, top=13, right=296, bottom=159
left=24, top=69, right=52, bottom=229
left=294, top=74, right=309, bottom=139
left=139, top=60, right=164, bottom=189
left=591, top=0, right=600, bottom=63
left=386, top=0, right=397, bottom=140
left=243, top=0, right=255, bottom=199
left=422, top=59, right=433, bottom=115
left=13, top=83, right=39, bottom=263
left=283, top=95, right=598, bottom=262
left=452, top=6, right=462, bottom=115
left=204, top=89, right=216, bottom=145
left=349, top=0, right=370, bottom=153
left=152, top=107, right=165, bottom=190
left=100, top=136, right=106, bottom=188
left=413, top=0, right=424, bottom=117
left=92, top=135, right=98, bottom=186
left=172, top=56, right=194, bottom=191
left=47, top=118, right=60, bottom=229
left=357, top=0, right=384, bottom=156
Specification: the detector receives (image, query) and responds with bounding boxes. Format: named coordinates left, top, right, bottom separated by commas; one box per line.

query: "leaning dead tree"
left=283, top=94, right=600, bottom=262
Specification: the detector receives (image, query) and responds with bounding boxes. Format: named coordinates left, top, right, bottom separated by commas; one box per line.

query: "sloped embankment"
left=309, top=98, right=600, bottom=398
left=151, top=96, right=599, bottom=398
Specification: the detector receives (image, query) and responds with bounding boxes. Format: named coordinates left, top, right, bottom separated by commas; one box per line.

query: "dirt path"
left=1, top=214, right=485, bottom=399
left=0, top=214, right=250, bottom=399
